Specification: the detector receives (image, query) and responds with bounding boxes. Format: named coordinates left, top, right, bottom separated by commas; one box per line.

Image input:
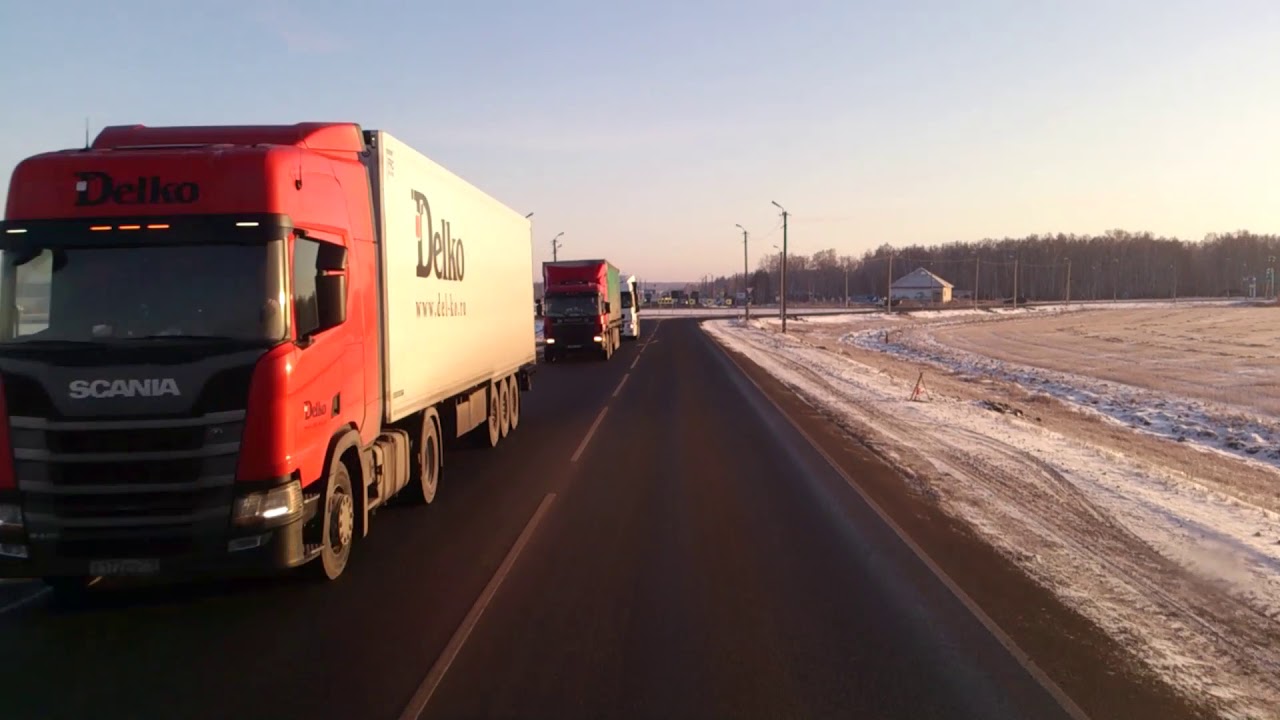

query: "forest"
left=701, top=230, right=1280, bottom=304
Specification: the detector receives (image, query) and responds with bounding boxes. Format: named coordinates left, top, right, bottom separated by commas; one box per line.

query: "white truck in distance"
left=621, top=274, right=640, bottom=340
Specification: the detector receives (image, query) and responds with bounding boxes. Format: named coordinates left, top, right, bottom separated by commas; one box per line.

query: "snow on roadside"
left=837, top=307, right=1280, bottom=473
left=703, top=317, right=1280, bottom=720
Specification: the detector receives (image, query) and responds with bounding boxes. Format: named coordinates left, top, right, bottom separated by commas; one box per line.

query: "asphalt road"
left=0, top=318, right=1078, bottom=720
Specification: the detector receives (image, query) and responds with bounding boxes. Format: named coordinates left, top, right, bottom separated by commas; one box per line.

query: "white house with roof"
left=890, top=267, right=954, bottom=303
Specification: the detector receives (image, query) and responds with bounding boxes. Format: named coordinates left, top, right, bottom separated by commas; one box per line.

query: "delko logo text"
left=74, top=171, right=200, bottom=207
left=411, top=190, right=465, bottom=281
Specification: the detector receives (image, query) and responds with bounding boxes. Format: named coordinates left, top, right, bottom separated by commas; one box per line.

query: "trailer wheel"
left=483, top=380, right=501, bottom=448
left=507, top=376, right=521, bottom=432
left=498, top=377, right=512, bottom=438
left=413, top=408, right=441, bottom=504
left=313, top=461, right=355, bottom=580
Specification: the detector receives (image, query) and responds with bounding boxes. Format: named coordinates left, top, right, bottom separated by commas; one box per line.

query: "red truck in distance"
left=541, top=259, right=622, bottom=362
left=0, top=122, right=536, bottom=592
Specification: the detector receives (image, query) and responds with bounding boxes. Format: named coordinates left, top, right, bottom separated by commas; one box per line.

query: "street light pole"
left=551, top=231, right=564, bottom=262
left=771, top=201, right=789, bottom=333
left=736, top=224, right=750, bottom=322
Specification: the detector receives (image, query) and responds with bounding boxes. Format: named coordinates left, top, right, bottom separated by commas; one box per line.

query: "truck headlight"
left=593, top=335, right=603, bottom=342
left=545, top=337, right=555, bottom=344
left=232, top=480, right=303, bottom=527
left=0, top=504, right=23, bottom=530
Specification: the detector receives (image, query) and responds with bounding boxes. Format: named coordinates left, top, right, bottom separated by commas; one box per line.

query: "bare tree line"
left=702, top=230, right=1280, bottom=303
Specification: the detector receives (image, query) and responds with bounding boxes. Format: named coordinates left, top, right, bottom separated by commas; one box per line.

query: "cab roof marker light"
left=118, top=225, right=141, bottom=230
left=89, top=225, right=112, bottom=231
left=4, top=228, right=27, bottom=234
left=146, top=224, right=170, bottom=230
left=236, top=221, right=260, bottom=227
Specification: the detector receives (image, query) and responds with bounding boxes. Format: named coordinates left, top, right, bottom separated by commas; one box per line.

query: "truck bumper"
left=0, top=499, right=318, bottom=581
left=543, top=332, right=608, bottom=358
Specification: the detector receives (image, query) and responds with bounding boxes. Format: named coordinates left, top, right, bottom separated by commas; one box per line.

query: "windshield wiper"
left=1, top=339, right=108, bottom=348
left=116, top=334, right=262, bottom=344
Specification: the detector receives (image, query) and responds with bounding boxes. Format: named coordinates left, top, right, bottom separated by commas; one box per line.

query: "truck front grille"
left=9, top=410, right=245, bottom=554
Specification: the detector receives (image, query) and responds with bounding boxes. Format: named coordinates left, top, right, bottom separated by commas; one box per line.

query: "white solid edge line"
left=398, top=492, right=558, bottom=720
left=0, top=586, right=50, bottom=615
left=709, top=337, right=1092, bottom=720
left=612, top=373, right=630, bottom=398
left=570, top=406, right=609, bottom=463
left=630, top=356, right=640, bottom=370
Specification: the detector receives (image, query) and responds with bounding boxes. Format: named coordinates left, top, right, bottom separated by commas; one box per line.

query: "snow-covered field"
left=704, top=301, right=1280, bottom=720
left=844, top=301, right=1280, bottom=473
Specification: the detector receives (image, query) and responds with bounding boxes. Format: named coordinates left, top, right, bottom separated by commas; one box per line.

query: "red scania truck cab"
left=0, top=123, right=536, bottom=592
left=541, top=259, right=623, bottom=362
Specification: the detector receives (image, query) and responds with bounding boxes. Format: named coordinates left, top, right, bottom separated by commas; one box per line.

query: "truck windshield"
left=544, top=294, right=599, bottom=317
left=620, top=291, right=633, bottom=309
left=0, top=241, right=287, bottom=344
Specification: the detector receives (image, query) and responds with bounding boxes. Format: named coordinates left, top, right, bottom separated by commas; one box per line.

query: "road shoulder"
left=712, top=335, right=1213, bottom=720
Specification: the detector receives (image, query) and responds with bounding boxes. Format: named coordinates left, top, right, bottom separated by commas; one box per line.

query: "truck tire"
left=498, top=377, right=512, bottom=438
left=313, top=460, right=355, bottom=580
left=507, top=376, right=521, bottom=432
left=483, top=380, right=501, bottom=448
left=413, top=408, right=441, bottom=504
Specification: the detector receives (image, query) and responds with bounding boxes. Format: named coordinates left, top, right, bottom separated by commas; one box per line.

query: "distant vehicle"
left=541, top=259, right=623, bottom=361
left=620, top=274, right=640, bottom=340
left=0, top=122, right=536, bottom=589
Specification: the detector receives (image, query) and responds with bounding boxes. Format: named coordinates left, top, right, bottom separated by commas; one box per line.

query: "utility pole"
left=1064, top=258, right=1072, bottom=306
left=551, top=231, right=564, bottom=262
left=772, top=201, right=789, bottom=333
left=1012, top=256, right=1019, bottom=310
left=736, top=224, right=750, bottom=322
left=844, top=263, right=849, bottom=308
left=973, top=256, right=980, bottom=310
left=886, top=252, right=894, bottom=311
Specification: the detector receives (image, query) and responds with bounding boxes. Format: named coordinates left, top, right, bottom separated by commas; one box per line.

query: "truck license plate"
left=89, top=559, right=160, bottom=576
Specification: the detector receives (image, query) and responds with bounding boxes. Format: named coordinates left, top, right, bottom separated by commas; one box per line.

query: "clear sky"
left=2, top=0, right=1277, bottom=281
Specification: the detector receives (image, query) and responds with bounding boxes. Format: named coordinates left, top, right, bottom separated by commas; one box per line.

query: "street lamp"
left=551, top=232, right=564, bottom=262
left=735, top=224, right=750, bottom=322
left=771, top=201, right=789, bottom=332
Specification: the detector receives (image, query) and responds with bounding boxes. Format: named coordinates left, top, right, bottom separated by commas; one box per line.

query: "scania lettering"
left=0, top=123, right=536, bottom=593
left=74, top=171, right=200, bottom=207
left=68, top=378, right=181, bottom=399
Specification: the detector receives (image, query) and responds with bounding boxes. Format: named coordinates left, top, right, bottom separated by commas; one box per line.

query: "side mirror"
left=315, top=274, right=347, bottom=331
left=315, top=243, right=348, bottom=272
left=604, top=302, right=611, bottom=313
left=535, top=300, right=543, bottom=318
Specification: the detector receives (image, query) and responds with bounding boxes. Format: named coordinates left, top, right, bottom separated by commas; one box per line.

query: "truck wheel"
left=413, top=409, right=441, bottom=504
left=498, top=377, right=512, bottom=438
left=314, top=461, right=355, bottom=580
left=483, top=381, right=501, bottom=448
left=507, top=376, right=521, bottom=432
